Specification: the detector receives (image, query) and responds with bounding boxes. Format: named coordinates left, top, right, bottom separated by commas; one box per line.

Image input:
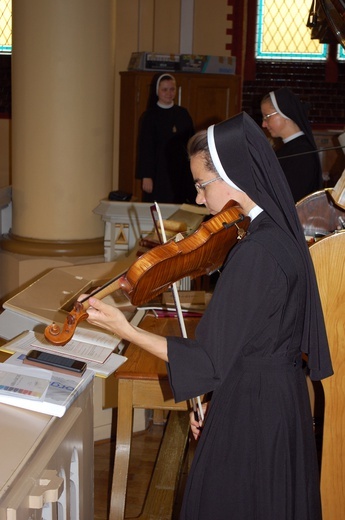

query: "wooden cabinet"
left=118, top=71, right=242, bottom=201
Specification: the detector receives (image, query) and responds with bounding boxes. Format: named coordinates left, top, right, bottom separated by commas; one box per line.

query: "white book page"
left=4, top=331, right=116, bottom=364
left=31, top=332, right=116, bottom=363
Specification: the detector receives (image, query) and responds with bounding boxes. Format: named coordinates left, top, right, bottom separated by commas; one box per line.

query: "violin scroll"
left=46, top=323, right=62, bottom=337
left=43, top=277, right=130, bottom=345
left=44, top=301, right=89, bottom=346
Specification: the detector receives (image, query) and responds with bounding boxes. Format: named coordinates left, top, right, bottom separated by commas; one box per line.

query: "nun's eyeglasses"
left=262, top=111, right=278, bottom=121
left=195, top=176, right=222, bottom=193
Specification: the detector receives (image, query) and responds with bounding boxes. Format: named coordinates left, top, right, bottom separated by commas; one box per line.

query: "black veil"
left=208, top=112, right=333, bottom=380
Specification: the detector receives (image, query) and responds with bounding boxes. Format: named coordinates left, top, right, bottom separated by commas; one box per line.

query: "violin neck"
left=82, top=276, right=122, bottom=310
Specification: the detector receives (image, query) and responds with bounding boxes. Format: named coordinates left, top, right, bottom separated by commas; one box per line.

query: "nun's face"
left=157, top=79, right=176, bottom=105
left=190, top=154, right=243, bottom=214
left=261, top=100, right=286, bottom=138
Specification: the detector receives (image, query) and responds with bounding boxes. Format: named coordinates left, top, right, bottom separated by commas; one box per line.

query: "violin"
left=296, top=188, right=345, bottom=239
left=44, top=201, right=250, bottom=345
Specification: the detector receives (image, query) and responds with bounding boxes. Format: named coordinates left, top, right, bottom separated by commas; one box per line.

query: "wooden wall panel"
left=139, top=0, right=155, bottom=52
left=193, top=0, right=231, bottom=55
left=153, top=0, right=181, bottom=53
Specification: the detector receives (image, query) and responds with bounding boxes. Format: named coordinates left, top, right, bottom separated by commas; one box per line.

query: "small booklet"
left=0, top=352, right=94, bottom=417
left=0, top=363, right=51, bottom=400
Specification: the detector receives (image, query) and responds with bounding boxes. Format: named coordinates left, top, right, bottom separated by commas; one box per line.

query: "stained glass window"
left=0, top=0, right=11, bottom=53
left=256, top=0, right=328, bottom=60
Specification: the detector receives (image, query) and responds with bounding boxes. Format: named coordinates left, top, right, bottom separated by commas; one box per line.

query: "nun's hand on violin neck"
left=80, top=295, right=129, bottom=336
left=84, top=296, right=169, bottom=362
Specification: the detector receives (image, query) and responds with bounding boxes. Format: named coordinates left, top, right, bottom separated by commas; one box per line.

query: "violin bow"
left=152, top=202, right=204, bottom=424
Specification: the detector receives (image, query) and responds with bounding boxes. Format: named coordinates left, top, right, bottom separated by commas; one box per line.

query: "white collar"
left=248, top=205, right=263, bottom=221
left=283, top=131, right=304, bottom=144
left=157, top=101, right=174, bottom=109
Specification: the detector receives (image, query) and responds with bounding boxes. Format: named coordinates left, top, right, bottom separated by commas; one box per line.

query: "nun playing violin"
left=85, top=112, right=333, bottom=520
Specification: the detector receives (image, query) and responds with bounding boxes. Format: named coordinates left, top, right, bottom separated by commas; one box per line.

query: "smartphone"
left=23, top=349, right=87, bottom=377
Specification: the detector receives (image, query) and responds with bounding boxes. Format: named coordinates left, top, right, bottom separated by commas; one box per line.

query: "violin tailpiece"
left=222, top=213, right=247, bottom=240
left=235, top=223, right=247, bottom=240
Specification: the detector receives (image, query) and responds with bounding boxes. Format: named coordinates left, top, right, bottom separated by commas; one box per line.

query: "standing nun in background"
left=261, top=87, right=323, bottom=202
left=136, top=73, right=195, bottom=203
left=83, top=112, right=333, bottom=520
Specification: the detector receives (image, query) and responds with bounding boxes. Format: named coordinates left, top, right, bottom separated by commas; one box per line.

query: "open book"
left=0, top=327, right=131, bottom=378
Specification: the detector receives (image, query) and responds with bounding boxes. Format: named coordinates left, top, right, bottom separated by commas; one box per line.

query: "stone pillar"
left=3, top=0, right=114, bottom=255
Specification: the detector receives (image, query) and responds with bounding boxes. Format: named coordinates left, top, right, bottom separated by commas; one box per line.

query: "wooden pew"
left=310, top=231, right=345, bottom=519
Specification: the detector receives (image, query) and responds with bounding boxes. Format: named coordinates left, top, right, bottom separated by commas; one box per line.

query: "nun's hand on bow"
left=190, top=402, right=208, bottom=440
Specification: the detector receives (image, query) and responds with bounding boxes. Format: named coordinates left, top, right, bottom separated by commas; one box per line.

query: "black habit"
left=273, top=87, right=323, bottom=203
left=166, top=112, right=333, bottom=520
left=136, top=104, right=195, bottom=203
left=276, top=134, right=322, bottom=203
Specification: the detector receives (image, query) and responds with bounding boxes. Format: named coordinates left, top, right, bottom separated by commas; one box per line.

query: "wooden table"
left=109, top=314, right=200, bottom=520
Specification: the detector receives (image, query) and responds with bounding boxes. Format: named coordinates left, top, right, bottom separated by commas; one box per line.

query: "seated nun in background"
left=83, top=112, right=333, bottom=520
left=261, top=87, right=323, bottom=202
